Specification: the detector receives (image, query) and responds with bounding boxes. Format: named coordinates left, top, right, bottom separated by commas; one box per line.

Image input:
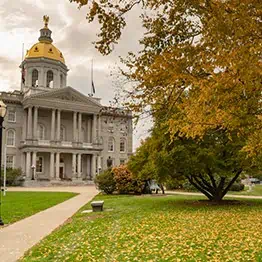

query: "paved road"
left=166, top=191, right=262, bottom=199
left=0, top=186, right=98, bottom=262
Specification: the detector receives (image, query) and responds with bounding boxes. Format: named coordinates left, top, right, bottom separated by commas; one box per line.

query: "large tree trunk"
left=187, top=169, right=243, bottom=201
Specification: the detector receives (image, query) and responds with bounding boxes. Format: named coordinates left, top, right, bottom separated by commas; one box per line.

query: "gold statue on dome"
left=43, top=15, right=49, bottom=28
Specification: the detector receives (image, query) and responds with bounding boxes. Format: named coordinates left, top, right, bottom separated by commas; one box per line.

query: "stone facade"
left=0, top=19, right=133, bottom=183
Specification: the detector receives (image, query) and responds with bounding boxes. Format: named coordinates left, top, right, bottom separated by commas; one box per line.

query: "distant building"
left=0, top=17, right=133, bottom=184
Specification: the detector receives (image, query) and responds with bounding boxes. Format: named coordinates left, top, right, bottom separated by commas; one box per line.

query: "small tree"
left=94, top=169, right=116, bottom=194
left=113, top=165, right=143, bottom=194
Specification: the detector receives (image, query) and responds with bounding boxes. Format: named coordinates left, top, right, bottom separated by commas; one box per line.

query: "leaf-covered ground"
left=1, top=191, right=77, bottom=225
left=21, top=195, right=262, bottom=262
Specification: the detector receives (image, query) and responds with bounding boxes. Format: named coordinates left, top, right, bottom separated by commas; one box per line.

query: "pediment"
left=28, top=87, right=101, bottom=108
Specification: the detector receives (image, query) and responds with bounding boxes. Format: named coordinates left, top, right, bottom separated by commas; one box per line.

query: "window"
left=120, top=138, right=126, bottom=153
left=108, top=137, right=114, bottom=152
left=60, top=126, right=66, bottom=141
left=120, top=159, right=126, bottom=165
left=108, top=121, right=114, bottom=133
left=32, top=69, right=38, bottom=87
left=36, top=156, right=43, bottom=173
left=37, top=124, right=45, bottom=140
left=60, top=74, right=63, bottom=88
left=6, top=155, right=14, bottom=169
left=6, top=129, right=15, bottom=146
left=46, top=70, right=54, bottom=88
left=7, top=110, right=16, bottom=122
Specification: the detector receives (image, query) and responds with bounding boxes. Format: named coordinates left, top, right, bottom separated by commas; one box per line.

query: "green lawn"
left=228, top=184, right=262, bottom=196
left=21, top=194, right=262, bottom=262
left=1, top=191, right=77, bottom=225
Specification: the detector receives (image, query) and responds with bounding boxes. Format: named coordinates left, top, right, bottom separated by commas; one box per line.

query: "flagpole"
left=91, top=59, right=93, bottom=96
left=21, top=43, right=24, bottom=91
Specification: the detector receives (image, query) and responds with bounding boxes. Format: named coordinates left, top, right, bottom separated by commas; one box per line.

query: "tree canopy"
left=70, top=0, right=261, bottom=160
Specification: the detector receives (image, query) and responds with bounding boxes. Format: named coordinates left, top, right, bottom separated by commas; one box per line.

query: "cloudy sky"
left=0, top=0, right=152, bottom=149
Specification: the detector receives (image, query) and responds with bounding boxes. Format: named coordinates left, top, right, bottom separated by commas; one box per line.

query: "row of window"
left=108, top=137, right=127, bottom=153
left=6, top=128, right=127, bottom=153
left=32, top=69, right=64, bottom=88
left=5, top=155, right=126, bottom=172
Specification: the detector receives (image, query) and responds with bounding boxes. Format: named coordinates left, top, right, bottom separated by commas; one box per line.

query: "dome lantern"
left=38, top=15, right=53, bottom=44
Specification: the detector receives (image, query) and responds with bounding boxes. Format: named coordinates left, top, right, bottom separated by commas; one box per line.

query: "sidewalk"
left=0, top=186, right=98, bottom=262
left=166, top=190, right=262, bottom=199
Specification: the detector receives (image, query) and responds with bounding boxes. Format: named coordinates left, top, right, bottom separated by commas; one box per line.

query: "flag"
left=91, top=80, right=95, bottom=95
left=21, top=65, right=25, bottom=84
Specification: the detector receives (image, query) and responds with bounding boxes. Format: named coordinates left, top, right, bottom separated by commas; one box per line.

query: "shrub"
left=229, top=183, right=245, bottom=191
left=94, top=169, right=116, bottom=194
left=112, top=165, right=143, bottom=194
left=165, top=178, right=185, bottom=190
left=1, top=168, right=22, bottom=186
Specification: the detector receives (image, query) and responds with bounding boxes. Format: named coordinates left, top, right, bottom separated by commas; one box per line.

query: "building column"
left=22, top=110, right=27, bottom=141
left=55, top=152, right=60, bottom=180
left=32, top=151, right=37, bottom=179
left=97, top=156, right=102, bottom=174
left=77, top=153, right=82, bottom=179
left=72, top=153, right=76, bottom=179
left=33, top=107, right=38, bottom=140
left=21, top=153, right=25, bottom=174
left=97, top=115, right=101, bottom=144
left=27, top=107, right=32, bottom=139
left=50, top=152, right=55, bottom=180
left=87, top=118, right=91, bottom=143
left=56, top=110, right=61, bottom=140
left=91, top=154, right=96, bottom=179
left=73, top=112, right=77, bottom=142
left=26, top=151, right=31, bottom=178
left=92, top=114, right=97, bottom=143
left=51, top=109, right=56, bottom=141
left=78, top=113, right=82, bottom=142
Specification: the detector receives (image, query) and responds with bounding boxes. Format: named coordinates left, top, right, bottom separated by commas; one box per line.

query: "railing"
left=83, top=143, right=93, bottom=148
left=38, top=140, right=51, bottom=146
left=61, top=141, right=73, bottom=147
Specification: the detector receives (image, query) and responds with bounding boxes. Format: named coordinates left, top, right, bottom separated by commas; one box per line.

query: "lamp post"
left=0, top=100, right=7, bottom=226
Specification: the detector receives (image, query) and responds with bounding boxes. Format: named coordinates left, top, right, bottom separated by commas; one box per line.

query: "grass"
left=228, top=184, right=262, bottom=196
left=21, top=194, right=262, bottom=262
left=1, top=191, right=77, bottom=225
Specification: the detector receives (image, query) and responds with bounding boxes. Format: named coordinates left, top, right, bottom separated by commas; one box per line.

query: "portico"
left=21, top=87, right=103, bottom=180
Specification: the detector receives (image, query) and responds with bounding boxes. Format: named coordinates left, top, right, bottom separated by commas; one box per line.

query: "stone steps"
left=22, top=180, right=95, bottom=187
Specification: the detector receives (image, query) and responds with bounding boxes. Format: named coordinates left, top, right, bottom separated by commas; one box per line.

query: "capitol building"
left=0, top=17, right=133, bottom=184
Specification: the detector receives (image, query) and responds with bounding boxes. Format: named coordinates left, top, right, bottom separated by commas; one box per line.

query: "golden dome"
left=25, top=42, right=65, bottom=64
left=25, top=16, right=65, bottom=64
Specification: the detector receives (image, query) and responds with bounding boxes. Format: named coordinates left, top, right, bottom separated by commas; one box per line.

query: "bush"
left=94, top=169, right=116, bottom=194
left=230, top=183, right=245, bottom=191
left=1, top=168, right=22, bottom=186
left=113, top=165, right=143, bottom=194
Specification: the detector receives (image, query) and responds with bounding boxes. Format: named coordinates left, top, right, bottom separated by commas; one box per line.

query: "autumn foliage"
left=112, top=165, right=143, bottom=194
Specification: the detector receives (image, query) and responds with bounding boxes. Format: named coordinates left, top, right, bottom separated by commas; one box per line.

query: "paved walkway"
left=0, top=186, right=98, bottom=262
left=166, top=191, right=262, bottom=199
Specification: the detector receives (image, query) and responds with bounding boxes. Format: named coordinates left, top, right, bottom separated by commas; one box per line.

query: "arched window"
left=60, top=74, right=63, bottom=88
left=120, top=138, right=126, bottom=153
left=60, top=126, right=66, bottom=141
left=46, top=70, right=53, bottom=88
left=37, top=124, right=45, bottom=140
left=32, top=69, right=38, bottom=87
left=108, top=137, right=115, bottom=152
left=6, top=130, right=15, bottom=146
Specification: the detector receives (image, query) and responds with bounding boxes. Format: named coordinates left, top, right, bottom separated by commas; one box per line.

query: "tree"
left=129, top=122, right=256, bottom=201
left=70, top=0, right=261, bottom=160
